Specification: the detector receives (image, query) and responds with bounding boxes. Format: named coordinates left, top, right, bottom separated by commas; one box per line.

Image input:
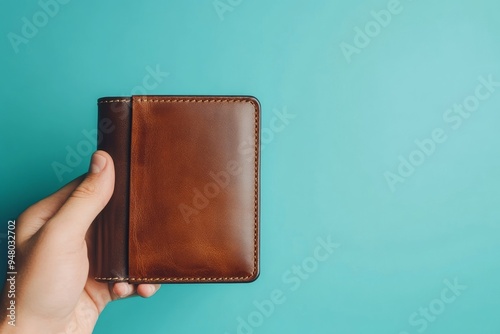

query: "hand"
left=0, top=151, right=160, bottom=334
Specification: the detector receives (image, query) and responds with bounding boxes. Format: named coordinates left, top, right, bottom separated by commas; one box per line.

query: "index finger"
left=16, top=175, right=85, bottom=244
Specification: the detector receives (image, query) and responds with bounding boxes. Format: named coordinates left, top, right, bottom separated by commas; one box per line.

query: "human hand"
left=0, top=151, right=160, bottom=334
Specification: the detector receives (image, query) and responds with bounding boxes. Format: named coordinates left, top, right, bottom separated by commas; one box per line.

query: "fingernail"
left=90, top=152, right=107, bottom=174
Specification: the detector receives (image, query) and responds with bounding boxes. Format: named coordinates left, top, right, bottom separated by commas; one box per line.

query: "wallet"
left=92, top=96, right=260, bottom=283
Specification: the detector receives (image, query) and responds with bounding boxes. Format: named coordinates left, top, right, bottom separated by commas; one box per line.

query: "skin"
left=0, top=151, right=160, bottom=333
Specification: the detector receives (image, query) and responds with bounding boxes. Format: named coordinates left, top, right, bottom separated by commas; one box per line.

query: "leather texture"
left=93, top=96, right=260, bottom=283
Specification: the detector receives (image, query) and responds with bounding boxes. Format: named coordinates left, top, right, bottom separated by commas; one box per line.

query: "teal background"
left=1, top=0, right=500, bottom=333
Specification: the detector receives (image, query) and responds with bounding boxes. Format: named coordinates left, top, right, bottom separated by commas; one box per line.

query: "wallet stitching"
left=98, top=99, right=131, bottom=104
left=95, top=97, right=259, bottom=282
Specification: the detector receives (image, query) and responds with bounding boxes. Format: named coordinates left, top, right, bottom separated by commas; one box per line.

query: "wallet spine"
left=94, top=98, right=132, bottom=281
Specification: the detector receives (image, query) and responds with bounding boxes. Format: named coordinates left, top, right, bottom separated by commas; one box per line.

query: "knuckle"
left=71, top=180, right=97, bottom=199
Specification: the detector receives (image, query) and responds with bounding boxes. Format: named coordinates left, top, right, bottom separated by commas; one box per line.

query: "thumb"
left=45, top=150, right=115, bottom=241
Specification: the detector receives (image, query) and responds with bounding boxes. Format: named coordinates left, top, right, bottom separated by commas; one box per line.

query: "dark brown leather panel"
left=94, top=98, right=131, bottom=280
left=128, top=96, right=259, bottom=282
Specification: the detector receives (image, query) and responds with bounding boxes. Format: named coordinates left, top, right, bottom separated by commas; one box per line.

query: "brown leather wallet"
left=93, top=96, right=260, bottom=283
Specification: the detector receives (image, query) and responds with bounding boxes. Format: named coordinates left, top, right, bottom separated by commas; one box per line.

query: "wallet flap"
left=127, top=96, right=260, bottom=282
